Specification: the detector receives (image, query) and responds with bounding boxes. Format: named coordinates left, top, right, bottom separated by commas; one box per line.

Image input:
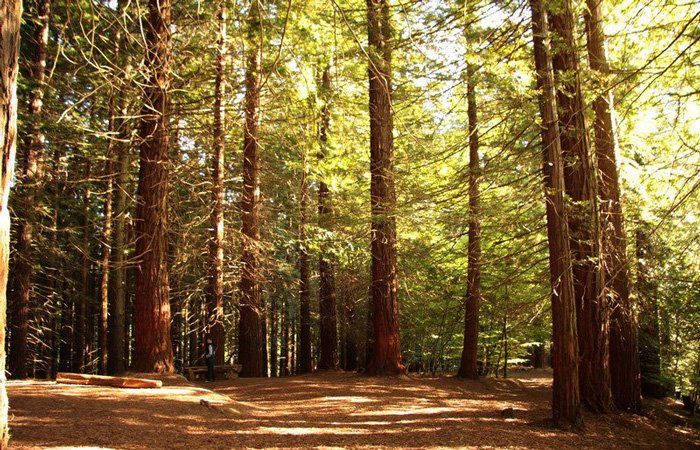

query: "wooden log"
left=56, top=372, right=162, bottom=388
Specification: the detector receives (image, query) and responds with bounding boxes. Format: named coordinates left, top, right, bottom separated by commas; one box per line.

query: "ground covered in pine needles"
left=7, top=369, right=699, bottom=449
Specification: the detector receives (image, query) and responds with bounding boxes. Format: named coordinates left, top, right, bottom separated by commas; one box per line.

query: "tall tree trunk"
left=584, top=0, right=641, bottom=412
left=1, top=0, right=21, bottom=441
left=297, top=162, right=312, bottom=373
left=366, top=0, right=404, bottom=376
left=549, top=0, right=610, bottom=413
left=133, top=0, right=174, bottom=373
left=528, top=0, right=582, bottom=427
left=317, top=66, right=339, bottom=371
left=207, top=3, right=227, bottom=365
left=238, top=0, right=263, bottom=377
left=344, top=295, right=358, bottom=371
left=9, top=0, right=51, bottom=380
left=458, top=63, right=481, bottom=379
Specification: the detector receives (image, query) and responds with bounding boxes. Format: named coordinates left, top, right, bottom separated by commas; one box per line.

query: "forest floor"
left=7, top=369, right=699, bottom=449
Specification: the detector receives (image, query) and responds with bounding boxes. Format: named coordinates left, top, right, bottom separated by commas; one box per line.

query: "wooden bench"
left=185, top=364, right=242, bottom=381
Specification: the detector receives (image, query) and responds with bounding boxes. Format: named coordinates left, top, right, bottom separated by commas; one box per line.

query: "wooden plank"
left=56, top=372, right=163, bottom=389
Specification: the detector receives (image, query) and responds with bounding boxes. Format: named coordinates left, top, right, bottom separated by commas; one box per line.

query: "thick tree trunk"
left=584, top=0, right=641, bottom=412
left=317, top=66, right=338, bottom=371
left=207, top=3, right=227, bottom=365
left=1, top=0, right=21, bottom=441
left=297, top=166, right=313, bottom=373
left=458, top=63, right=481, bottom=379
left=549, top=0, right=610, bottom=413
left=366, top=0, right=404, bottom=376
left=133, top=0, right=174, bottom=373
left=238, top=1, right=263, bottom=377
left=528, top=0, right=582, bottom=428
left=9, top=0, right=51, bottom=380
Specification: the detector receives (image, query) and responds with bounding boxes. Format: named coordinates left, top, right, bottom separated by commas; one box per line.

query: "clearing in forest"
left=7, top=370, right=699, bottom=449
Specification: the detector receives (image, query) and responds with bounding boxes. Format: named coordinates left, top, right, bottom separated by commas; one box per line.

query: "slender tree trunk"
left=270, top=295, right=278, bottom=376
left=366, top=0, right=404, bottom=376
left=261, top=298, right=269, bottom=376
left=238, top=0, right=262, bottom=377
left=458, top=63, right=481, bottom=379
left=207, top=3, right=227, bottom=365
left=344, top=295, right=358, bottom=370
left=73, top=161, right=91, bottom=373
left=1, top=0, right=21, bottom=440
left=528, top=0, right=582, bottom=427
left=9, top=0, right=51, bottom=379
left=317, top=66, right=339, bottom=371
left=549, top=0, right=610, bottom=413
left=133, top=0, right=174, bottom=373
left=297, top=163, right=312, bottom=373
left=281, top=296, right=289, bottom=376
left=584, top=0, right=641, bottom=412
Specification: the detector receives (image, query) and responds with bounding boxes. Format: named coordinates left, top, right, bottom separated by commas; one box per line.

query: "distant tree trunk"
left=73, top=161, right=91, bottom=373
left=458, top=63, right=481, bottom=380
left=281, top=297, right=289, bottom=376
left=344, top=295, right=358, bottom=371
left=207, top=3, right=227, bottom=365
left=261, top=298, right=269, bottom=376
left=238, top=0, right=262, bottom=377
left=270, top=295, right=278, bottom=376
left=366, top=0, right=404, bottom=376
left=317, top=66, right=338, bottom=371
left=133, top=0, right=174, bottom=373
left=636, top=226, right=663, bottom=397
left=297, top=162, right=313, bottom=373
left=1, top=0, right=21, bottom=441
left=584, top=0, right=641, bottom=412
left=9, top=0, right=51, bottom=380
left=528, top=0, right=582, bottom=428
left=548, top=0, right=610, bottom=413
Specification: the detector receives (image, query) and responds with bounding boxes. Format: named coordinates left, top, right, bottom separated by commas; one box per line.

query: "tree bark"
left=297, top=161, right=313, bottom=373
left=584, top=0, right=641, bottom=412
left=528, top=0, right=582, bottom=428
left=73, top=161, right=91, bottom=373
left=207, top=3, right=227, bottom=366
left=238, top=0, right=263, bottom=377
left=458, top=63, right=481, bottom=379
left=9, top=0, right=51, bottom=380
left=366, top=0, right=405, bottom=376
left=317, top=66, right=338, bottom=371
left=133, top=0, right=175, bottom=373
left=1, top=0, right=21, bottom=442
left=549, top=0, right=611, bottom=413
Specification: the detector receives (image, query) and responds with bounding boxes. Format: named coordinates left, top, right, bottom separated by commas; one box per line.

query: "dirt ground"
left=7, top=369, right=699, bottom=449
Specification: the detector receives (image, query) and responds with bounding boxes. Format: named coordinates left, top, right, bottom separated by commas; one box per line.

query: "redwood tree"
left=366, top=0, right=405, bottom=375
left=207, top=2, right=227, bottom=365
left=133, top=0, right=175, bottom=373
left=317, top=66, right=338, bottom=371
left=238, top=0, right=263, bottom=377
left=458, top=63, right=481, bottom=379
left=584, top=0, right=641, bottom=412
left=529, top=0, right=582, bottom=427
left=9, top=0, right=51, bottom=379
left=549, top=0, right=611, bottom=413
left=1, top=0, right=21, bottom=442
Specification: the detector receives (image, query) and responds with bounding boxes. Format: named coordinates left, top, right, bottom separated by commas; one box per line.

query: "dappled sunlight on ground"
left=7, top=370, right=699, bottom=449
